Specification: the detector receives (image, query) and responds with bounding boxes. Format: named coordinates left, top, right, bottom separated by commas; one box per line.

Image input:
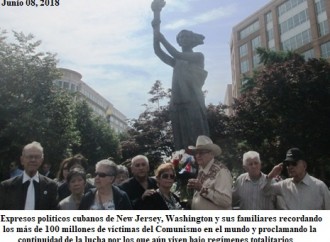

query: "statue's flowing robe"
left=170, top=60, right=210, bottom=150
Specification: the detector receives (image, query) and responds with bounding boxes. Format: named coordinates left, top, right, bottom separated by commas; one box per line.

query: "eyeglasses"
left=95, top=172, right=114, bottom=178
left=284, top=161, right=298, bottom=167
left=23, top=155, right=43, bottom=160
left=160, top=173, right=175, bottom=180
left=133, top=163, right=147, bottom=168
left=195, top=150, right=210, bottom=155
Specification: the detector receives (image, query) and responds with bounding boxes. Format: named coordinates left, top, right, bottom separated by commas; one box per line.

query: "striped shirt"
left=232, top=172, right=276, bottom=210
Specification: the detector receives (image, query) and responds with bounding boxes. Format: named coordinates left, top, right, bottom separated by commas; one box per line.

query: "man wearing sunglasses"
left=265, top=148, right=330, bottom=209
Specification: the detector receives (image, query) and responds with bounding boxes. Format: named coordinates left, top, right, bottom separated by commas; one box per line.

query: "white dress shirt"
left=22, top=171, right=39, bottom=210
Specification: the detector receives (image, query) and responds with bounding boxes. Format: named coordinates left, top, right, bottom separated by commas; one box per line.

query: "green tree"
left=72, top=101, right=120, bottom=169
left=233, top=48, right=330, bottom=181
left=43, top=89, right=81, bottom=165
left=148, top=80, right=170, bottom=110
left=120, top=81, right=173, bottom=172
left=206, top=103, right=242, bottom=173
left=0, top=30, right=80, bottom=176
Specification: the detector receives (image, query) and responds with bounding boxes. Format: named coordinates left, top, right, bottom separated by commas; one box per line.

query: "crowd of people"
left=0, top=137, right=329, bottom=210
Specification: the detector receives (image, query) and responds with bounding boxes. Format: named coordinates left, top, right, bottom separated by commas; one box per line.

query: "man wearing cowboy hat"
left=187, top=135, right=232, bottom=209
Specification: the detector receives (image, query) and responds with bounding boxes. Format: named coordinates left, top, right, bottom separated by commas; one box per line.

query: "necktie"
left=24, top=179, right=35, bottom=210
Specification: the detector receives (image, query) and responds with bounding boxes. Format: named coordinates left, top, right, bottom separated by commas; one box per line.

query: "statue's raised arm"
left=151, top=0, right=166, bottom=33
left=151, top=0, right=174, bottom=67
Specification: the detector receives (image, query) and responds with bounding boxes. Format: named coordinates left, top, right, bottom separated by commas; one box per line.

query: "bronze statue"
left=151, top=0, right=210, bottom=150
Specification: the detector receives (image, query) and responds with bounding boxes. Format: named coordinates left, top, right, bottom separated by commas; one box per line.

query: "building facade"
left=54, top=68, right=128, bottom=133
left=230, top=0, right=330, bottom=100
left=224, top=84, right=233, bottom=116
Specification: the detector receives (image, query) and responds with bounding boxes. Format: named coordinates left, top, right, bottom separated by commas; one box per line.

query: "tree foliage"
left=257, top=47, right=298, bottom=66
left=120, top=81, right=173, bottom=171
left=148, top=80, right=170, bottom=109
left=207, top=103, right=242, bottom=173
left=233, top=48, right=330, bottom=180
left=0, top=30, right=80, bottom=175
left=0, top=30, right=120, bottom=179
left=72, top=101, right=120, bottom=170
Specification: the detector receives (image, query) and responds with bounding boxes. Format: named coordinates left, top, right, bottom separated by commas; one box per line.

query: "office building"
left=230, top=0, right=330, bottom=101
left=54, top=68, right=128, bottom=133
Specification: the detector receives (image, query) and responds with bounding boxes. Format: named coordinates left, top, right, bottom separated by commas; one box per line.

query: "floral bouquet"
left=169, top=149, right=198, bottom=206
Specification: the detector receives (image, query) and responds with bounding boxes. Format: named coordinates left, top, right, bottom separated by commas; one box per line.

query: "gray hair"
left=117, top=165, right=129, bottom=176
left=131, top=155, right=149, bottom=167
left=22, top=141, right=44, bottom=158
left=95, top=159, right=118, bottom=176
left=242, top=151, right=260, bottom=166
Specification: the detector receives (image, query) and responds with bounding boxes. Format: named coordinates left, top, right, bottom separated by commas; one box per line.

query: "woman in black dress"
left=141, top=163, right=182, bottom=210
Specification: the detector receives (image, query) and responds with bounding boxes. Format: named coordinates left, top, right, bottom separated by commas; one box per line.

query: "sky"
left=0, top=0, right=270, bottom=119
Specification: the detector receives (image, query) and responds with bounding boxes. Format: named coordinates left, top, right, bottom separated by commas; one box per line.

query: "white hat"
left=188, top=135, right=222, bottom=156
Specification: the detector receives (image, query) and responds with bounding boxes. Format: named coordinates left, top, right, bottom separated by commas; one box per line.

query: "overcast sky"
left=0, top=0, right=270, bottom=119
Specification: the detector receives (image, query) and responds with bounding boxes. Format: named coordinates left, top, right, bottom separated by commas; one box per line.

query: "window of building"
left=318, top=20, right=329, bottom=37
left=301, top=29, right=311, bottom=44
left=281, top=29, right=312, bottom=50
left=63, top=82, right=69, bottom=90
left=321, top=41, right=330, bottom=58
left=267, top=28, right=274, bottom=41
left=253, top=54, right=261, bottom=68
left=268, top=41, right=276, bottom=50
left=265, top=12, right=273, bottom=23
left=278, top=0, right=306, bottom=16
left=56, top=81, right=62, bottom=88
left=239, top=43, right=248, bottom=57
left=315, top=0, right=326, bottom=15
left=279, top=9, right=309, bottom=34
left=269, top=46, right=276, bottom=51
left=252, top=36, right=261, bottom=51
left=240, top=60, right=249, bottom=74
left=239, top=21, right=260, bottom=40
left=70, top=84, right=76, bottom=92
left=296, top=32, right=303, bottom=47
left=302, top=49, right=315, bottom=60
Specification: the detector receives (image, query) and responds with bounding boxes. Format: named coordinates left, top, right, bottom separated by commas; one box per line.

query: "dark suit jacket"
left=118, top=177, right=158, bottom=209
left=140, top=192, right=181, bottom=210
left=44, top=171, right=56, bottom=180
left=79, top=186, right=132, bottom=210
left=0, top=174, right=58, bottom=210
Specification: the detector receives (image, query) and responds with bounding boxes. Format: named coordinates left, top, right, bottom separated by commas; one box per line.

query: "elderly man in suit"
left=0, top=141, right=58, bottom=210
left=187, top=135, right=232, bottom=210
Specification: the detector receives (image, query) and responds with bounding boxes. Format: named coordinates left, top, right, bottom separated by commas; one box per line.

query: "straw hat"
left=188, top=135, right=222, bottom=156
